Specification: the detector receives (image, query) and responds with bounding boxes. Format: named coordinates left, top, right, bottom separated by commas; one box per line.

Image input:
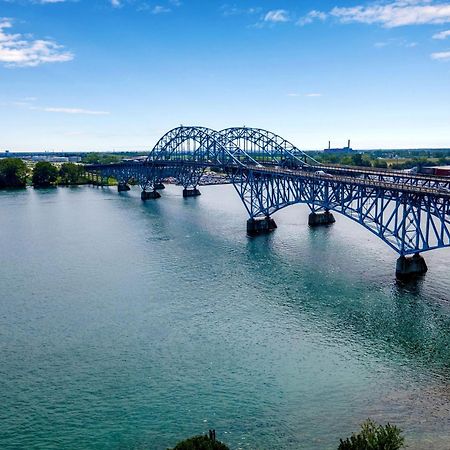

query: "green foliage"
left=312, top=148, right=450, bottom=170
left=81, top=153, right=123, bottom=164
left=338, top=419, right=404, bottom=450
left=168, top=435, right=229, bottom=450
left=0, top=158, right=27, bottom=188
left=372, top=159, right=388, bottom=169
left=32, top=161, right=59, bottom=187
left=316, top=152, right=374, bottom=167
left=59, top=163, right=85, bottom=185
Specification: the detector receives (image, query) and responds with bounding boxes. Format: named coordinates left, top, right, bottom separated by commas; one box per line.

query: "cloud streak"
left=34, top=106, right=110, bottom=115
left=433, top=29, right=450, bottom=38
left=431, top=50, right=450, bottom=59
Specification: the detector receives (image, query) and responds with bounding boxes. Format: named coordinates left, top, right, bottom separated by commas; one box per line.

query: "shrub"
left=338, top=419, right=404, bottom=450
left=168, top=435, right=229, bottom=450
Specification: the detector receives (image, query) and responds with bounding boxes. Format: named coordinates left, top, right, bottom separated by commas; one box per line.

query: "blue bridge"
left=85, top=126, right=450, bottom=277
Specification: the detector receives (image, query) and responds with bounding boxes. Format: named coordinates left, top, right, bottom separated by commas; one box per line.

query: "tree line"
left=0, top=159, right=86, bottom=189
left=313, top=150, right=450, bottom=170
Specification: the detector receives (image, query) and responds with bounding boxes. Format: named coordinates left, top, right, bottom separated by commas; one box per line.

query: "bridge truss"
left=85, top=126, right=450, bottom=269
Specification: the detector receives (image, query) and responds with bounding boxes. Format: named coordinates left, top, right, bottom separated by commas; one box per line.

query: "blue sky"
left=1, top=0, right=450, bottom=151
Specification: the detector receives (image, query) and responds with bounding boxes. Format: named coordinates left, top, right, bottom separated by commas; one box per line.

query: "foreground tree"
left=168, top=435, right=229, bottom=450
left=338, top=419, right=404, bottom=450
left=0, top=158, right=27, bottom=188
left=59, top=163, right=84, bottom=185
left=32, top=162, right=58, bottom=187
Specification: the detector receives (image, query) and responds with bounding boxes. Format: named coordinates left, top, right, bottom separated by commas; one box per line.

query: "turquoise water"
left=1, top=185, right=449, bottom=449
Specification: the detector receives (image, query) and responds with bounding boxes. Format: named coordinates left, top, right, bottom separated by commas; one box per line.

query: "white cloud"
left=433, top=29, right=450, bottom=38
left=374, top=38, right=418, bottom=47
left=151, top=5, right=171, bottom=14
left=431, top=50, right=450, bottom=59
left=111, top=0, right=181, bottom=11
left=0, top=18, right=73, bottom=67
left=330, top=1, right=450, bottom=28
left=297, top=10, right=327, bottom=26
left=220, top=5, right=261, bottom=17
left=33, top=106, right=110, bottom=115
left=8, top=98, right=110, bottom=115
left=264, top=10, right=290, bottom=23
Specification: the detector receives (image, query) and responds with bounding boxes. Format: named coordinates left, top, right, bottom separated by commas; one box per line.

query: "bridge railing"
left=250, top=165, right=450, bottom=198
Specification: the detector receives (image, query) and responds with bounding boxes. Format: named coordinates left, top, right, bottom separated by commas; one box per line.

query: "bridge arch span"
left=147, top=126, right=224, bottom=164
left=147, top=126, right=265, bottom=166
left=220, top=127, right=320, bottom=167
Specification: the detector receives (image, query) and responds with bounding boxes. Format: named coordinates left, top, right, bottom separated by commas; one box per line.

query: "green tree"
left=351, top=153, right=364, bottom=166
left=81, top=153, right=123, bottom=164
left=0, top=158, right=27, bottom=188
left=372, top=159, right=388, bottom=169
left=168, top=435, right=229, bottom=450
left=338, top=419, right=404, bottom=450
left=32, top=161, right=58, bottom=187
left=59, top=163, right=84, bottom=185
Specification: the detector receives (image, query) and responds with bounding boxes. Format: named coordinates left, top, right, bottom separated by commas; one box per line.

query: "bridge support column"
left=396, top=254, right=428, bottom=278
left=183, top=188, right=201, bottom=197
left=118, top=183, right=131, bottom=192
left=141, top=190, right=161, bottom=201
left=154, top=182, right=165, bottom=190
left=308, top=210, right=336, bottom=227
left=247, top=216, right=277, bottom=235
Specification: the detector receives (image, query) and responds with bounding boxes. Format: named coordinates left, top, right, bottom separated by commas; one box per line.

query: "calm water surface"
left=1, top=185, right=449, bottom=449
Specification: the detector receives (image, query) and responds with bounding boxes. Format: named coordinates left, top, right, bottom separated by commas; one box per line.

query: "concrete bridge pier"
left=396, top=253, right=428, bottom=278
left=141, top=190, right=161, bottom=201
left=308, top=209, right=336, bottom=227
left=247, top=216, right=277, bottom=235
left=183, top=188, right=201, bottom=197
left=118, top=182, right=131, bottom=192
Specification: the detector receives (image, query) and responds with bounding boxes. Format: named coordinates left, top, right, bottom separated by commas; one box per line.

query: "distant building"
left=30, top=155, right=69, bottom=162
left=324, top=140, right=354, bottom=154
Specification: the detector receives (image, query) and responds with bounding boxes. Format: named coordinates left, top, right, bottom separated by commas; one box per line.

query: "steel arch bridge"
left=85, top=126, right=450, bottom=276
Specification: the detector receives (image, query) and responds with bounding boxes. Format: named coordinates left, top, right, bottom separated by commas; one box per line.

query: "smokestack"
left=348, top=139, right=351, bottom=149
left=328, top=140, right=331, bottom=150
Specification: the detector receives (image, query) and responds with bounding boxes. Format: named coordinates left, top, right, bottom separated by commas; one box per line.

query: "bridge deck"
left=253, top=165, right=450, bottom=198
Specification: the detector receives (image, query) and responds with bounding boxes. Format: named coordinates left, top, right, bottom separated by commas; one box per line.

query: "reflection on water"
left=0, top=185, right=449, bottom=450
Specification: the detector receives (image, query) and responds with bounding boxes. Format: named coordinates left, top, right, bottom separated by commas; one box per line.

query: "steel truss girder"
left=219, top=127, right=318, bottom=167
left=147, top=126, right=320, bottom=168
left=231, top=168, right=450, bottom=255
left=147, top=126, right=258, bottom=167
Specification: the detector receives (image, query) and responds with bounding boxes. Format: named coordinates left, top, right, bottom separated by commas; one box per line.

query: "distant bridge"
left=85, top=126, right=450, bottom=277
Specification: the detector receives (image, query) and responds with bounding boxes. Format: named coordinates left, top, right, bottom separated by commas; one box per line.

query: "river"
left=1, top=184, right=449, bottom=449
